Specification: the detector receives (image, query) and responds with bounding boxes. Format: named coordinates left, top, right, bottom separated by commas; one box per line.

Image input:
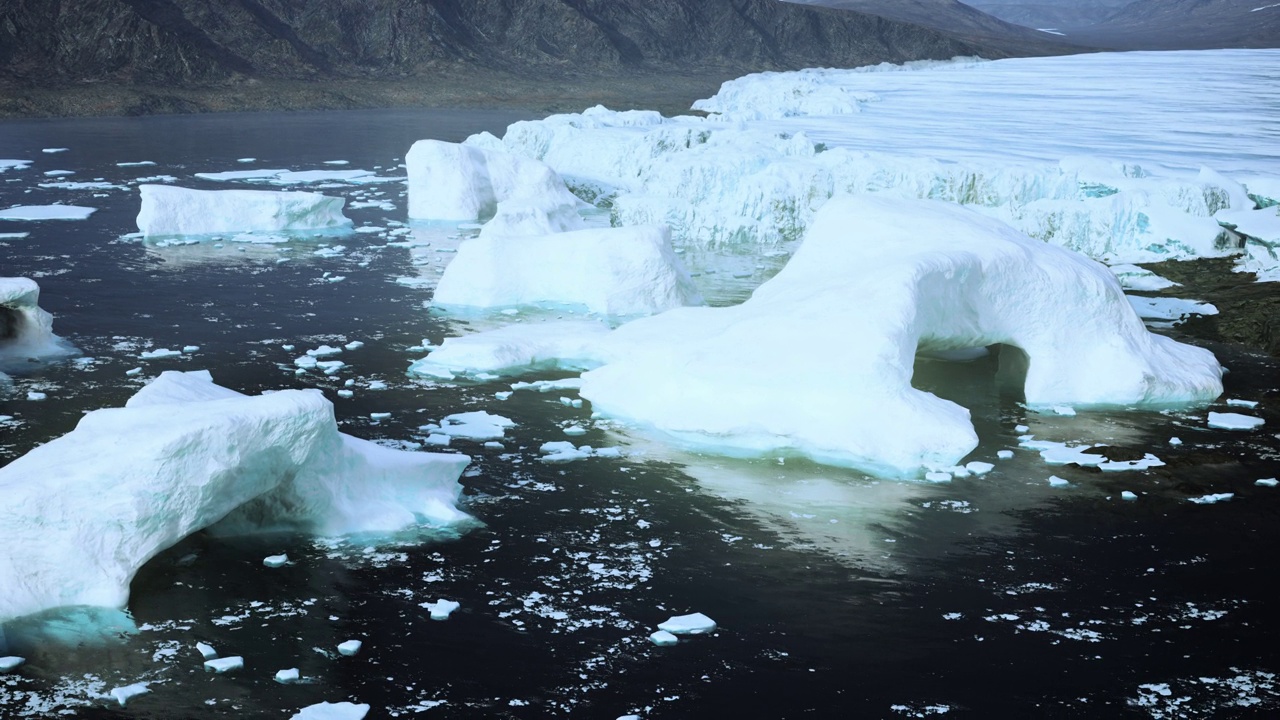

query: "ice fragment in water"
left=204, top=656, right=244, bottom=673
left=657, top=612, right=717, bottom=635
left=1256, top=478, right=1278, bottom=487
left=110, top=682, right=149, bottom=707
left=1121, top=491, right=1138, bottom=501
left=1226, top=399, right=1258, bottom=408
left=1189, top=493, right=1234, bottom=504
left=422, top=599, right=460, bottom=621
left=1048, top=476, right=1070, bottom=487
left=0, top=656, right=25, bottom=671
left=649, top=630, right=679, bottom=647
left=924, top=472, right=952, bottom=483
left=965, top=461, right=994, bottom=475
left=997, top=450, right=1014, bottom=459
left=337, top=640, right=362, bottom=656
left=289, top=701, right=371, bottom=720
left=1207, top=412, right=1264, bottom=430
left=275, top=667, right=301, bottom=684
left=264, top=554, right=288, bottom=568
left=196, top=641, right=217, bottom=659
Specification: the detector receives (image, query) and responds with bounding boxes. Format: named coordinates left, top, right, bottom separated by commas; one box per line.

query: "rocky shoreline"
left=1138, top=257, right=1280, bottom=358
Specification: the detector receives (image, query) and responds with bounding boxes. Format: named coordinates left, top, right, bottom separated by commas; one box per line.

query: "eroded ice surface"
left=0, top=277, right=79, bottom=376
left=0, top=370, right=471, bottom=623
left=137, top=185, right=352, bottom=238
left=410, top=197, right=1221, bottom=476
left=474, top=50, right=1279, bottom=278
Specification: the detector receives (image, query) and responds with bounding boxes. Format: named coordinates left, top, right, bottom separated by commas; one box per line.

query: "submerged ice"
left=0, top=370, right=470, bottom=624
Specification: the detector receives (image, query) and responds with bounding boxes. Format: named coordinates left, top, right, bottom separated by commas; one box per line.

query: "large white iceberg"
left=412, top=197, right=1223, bottom=475
left=474, top=50, right=1276, bottom=274
left=0, top=277, right=77, bottom=379
left=135, top=184, right=352, bottom=238
left=405, top=139, right=588, bottom=237
left=433, top=225, right=702, bottom=316
left=0, top=370, right=470, bottom=624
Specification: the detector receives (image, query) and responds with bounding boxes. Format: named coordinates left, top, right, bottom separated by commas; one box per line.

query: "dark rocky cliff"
left=0, top=0, right=1016, bottom=117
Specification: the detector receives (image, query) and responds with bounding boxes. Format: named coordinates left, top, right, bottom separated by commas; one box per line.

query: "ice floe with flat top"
left=433, top=225, right=702, bottom=316
left=290, top=701, right=370, bottom=720
left=658, top=612, right=717, bottom=635
left=1207, top=412, right=1264, bottom=430
left=477, top=50, right=1278, bottom=278
left=0, top=369, right=471, bottom=624
left=137, top=184, right=352, bottom=238
left=405, top=139, right=589, bottom=238
left=410, top=196, right=1222, bottom=476
left=0, top=205, right=96, bottom=221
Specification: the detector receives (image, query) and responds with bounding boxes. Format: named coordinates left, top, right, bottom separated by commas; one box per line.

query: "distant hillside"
left=1066, top=0, right=1280, bottom=49
left=788, top=0, right=1088, bottom=54
left=963, top=1, right=1131, bottom=31
left=0, top=0, right=1009, bottom=117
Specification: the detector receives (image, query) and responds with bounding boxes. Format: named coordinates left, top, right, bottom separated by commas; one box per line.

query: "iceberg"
left=404, top=139, right=589, bottom=236
left=135, top=184, right=352, bottom=238
left=0, top=277, right=78, bottom=377
left=478, top=51, right=1276, bottom=275
left=0, top=370, right=471, bottom=625
left=412, top=197, right=1222, bottom=476
left=0, top=205, right=96, bottom=221
left=433, top=225, right=703, bottom=316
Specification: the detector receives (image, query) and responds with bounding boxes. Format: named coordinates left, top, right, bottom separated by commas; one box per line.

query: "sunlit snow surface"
left=478, top=50, right=1280, bottom=274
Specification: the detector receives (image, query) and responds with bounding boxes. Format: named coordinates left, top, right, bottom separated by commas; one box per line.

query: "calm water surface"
left=1, top=109, right=1278, bottom=719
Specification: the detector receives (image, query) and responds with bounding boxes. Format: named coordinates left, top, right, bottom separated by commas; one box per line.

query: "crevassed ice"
left=473, top=50, right=1279, bottom=275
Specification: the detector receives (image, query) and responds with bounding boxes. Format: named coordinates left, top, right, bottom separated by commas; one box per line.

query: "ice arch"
left=578, top=196, right=1223, bottom=474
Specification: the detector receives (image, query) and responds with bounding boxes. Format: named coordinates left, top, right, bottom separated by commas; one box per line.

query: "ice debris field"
left=0, top=48, right=1278, bottom=718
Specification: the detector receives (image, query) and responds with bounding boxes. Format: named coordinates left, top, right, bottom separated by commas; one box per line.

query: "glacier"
left=469, top=50, right=1279, bottom=277
left=0, top=370, right=470, bottom=625
left=136, top=184, right=353, bottom=238
left=0, top=277, right=78, bottom=383
left=410, top=197, right=1222, bottom=476
left=432, top=225, right=703, bottom=316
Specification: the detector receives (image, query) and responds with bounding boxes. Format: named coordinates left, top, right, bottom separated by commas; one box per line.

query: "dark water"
left=2, top=109, right=1279, bottom=719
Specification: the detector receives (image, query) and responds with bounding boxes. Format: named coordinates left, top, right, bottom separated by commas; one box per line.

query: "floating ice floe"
left=0, top=205, right=96, bottom=221
left=136, top=184, right=352, bottom=238
left=196, top=642, right=217, bottom=659
left=204, top=656, right=244, bottom=673
left=430, top=411, right=515, bottom=441
left=1257, top=478, right=1278, bottom=487
left=1126, top=296, right=1219, bottom=322
left=405, top=140, right=589, bottom=237
left=1207, top=412, right=1265, bottom=430
left=658, top=612, right=717, bottom=635
left=0, top=159, right=31, bottom=170
left=1189, top=493, right=1235, bottom=504
left=479, top=51, right=1278, bottom=279
left=422, top=599, right=460, bottom=620
left=0, top=370, right=471, bottom=624
left=337, top=639, right=362, bottom=656
left=275, top=668, right=301, bottom=684
left=0, top=277, right=78, bottom=378
left=1048, top=476, right=1070, bottom=487
left=290, top=701, right=370, bottom=720
left=649, top=630, right=679, bottom=647
left=0, top=656, right=24, bottom=671
left=433, top=225, right=702, bottom=316
left=1121, top=491, right=1139, bottom=501
left=263, top=554, right=288, bottom=568
left=410, top=197, right=1222, bottom=476
left=109, top=682, right=150, bottom=707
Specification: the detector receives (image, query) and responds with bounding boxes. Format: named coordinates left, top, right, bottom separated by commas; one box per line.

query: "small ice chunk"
left=196, top=641, right=217, bottom=659
left=344, top=341, right=364, bottom=350
left=204, top=656, right=244, bottom=673
left=924, top=471, right=952, bottom=483
left=1226, top=399, right=1259, bottom=408
left=1189, top=492, right=1235, bottom=504
left=437, top=411, right=515, bottom=441
left=42, top=148, right=68, bottom=153
left=307, top=345, right=343, bottom=357
left=109, top=682, right=150, bottom=707
left=422, top=599, right=460, bottom=620
left=1048, top=476, right=1070, bottom=488
left=1051, top=405, right=1076, bottom=416
left=1015, top=425, right=1030, bottom=433
left=484, top=441, right=504, bottom=449
left=337, top=390, right=354, bottom=398
left=275, top=667, right=301, bottom=684
left=140, top=348, right=183, bottom=359
left=264, top=554, right=288, bottom=568
left=26, top=391, right=46, bottom=401
left=965, top=461, right=994, bottom=475
left=1120, top=491, right=1138, bottom=501
left=370, top=412, right=391, bottom=421
left=182, top=345, right=200, bottom=353
left=0, top=656, right=25, bottom=672
left=1256, top=478, right=1278, bottom=487
left=424, top=434, right=451, bottom=447
left=1207, top=412, right=1264, bottom=430
left=649, top=630, right=679, bottom=646
left=997, top=450, right=1014, bottom=459
left=563, top=425, right=587, bottom=436
left=657, top=612, right=717, bottom=635
left=495, top=391, right=513, bottom=400
left=289, top=701, right=371, bottom=720
left=1169, top=437, right=1183, bottom=446
left=337, top=640, right=362, bottom=656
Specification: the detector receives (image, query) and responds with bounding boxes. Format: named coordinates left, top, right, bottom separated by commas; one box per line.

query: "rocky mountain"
left=0, top=0, right=1029, bottom=117
left=789, top=0, right=1088, bottom=54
